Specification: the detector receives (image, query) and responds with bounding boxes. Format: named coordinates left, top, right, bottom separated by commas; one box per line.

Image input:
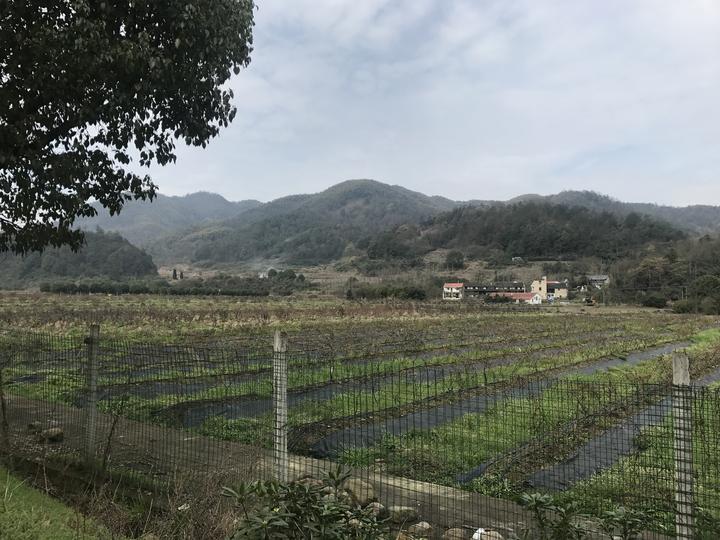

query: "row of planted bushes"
left=346, top=284, right=427, bottom=301
left=39, top=279, right=270, bottom=297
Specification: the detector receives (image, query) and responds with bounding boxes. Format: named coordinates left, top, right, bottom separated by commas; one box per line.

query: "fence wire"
left=0, top=326, right=717, bottom=538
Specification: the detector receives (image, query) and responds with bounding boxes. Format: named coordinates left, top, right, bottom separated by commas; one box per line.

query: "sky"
left=144, top=0, right=720, bottom=206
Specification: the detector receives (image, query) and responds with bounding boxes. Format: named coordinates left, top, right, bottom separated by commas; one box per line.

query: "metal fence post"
left=273, top=330, right=289, bottom=482
left=84, top=324, right=100, bottom=468
left=673, top=354, right=694, bottom=538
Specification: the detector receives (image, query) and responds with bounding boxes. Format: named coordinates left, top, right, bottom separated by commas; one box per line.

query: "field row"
left=3, top=309, right=719, bottom=535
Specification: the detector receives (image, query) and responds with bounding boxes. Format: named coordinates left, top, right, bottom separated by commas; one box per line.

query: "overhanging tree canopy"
left=0, top=0, right=254, bottom=254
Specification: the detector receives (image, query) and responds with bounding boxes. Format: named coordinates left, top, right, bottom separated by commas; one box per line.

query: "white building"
left=587, top=274, right=610, bottom=289
left=531, top=276, right=569, bottom=301
left=442, top=282, right=465, bottom=300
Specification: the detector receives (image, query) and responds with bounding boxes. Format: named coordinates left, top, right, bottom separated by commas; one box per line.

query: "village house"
left=443, top=281, right=526, bottom=300
left=463, top=281, right=526, bottom=298
left=442, top=282, right=465, bottom=300
left=587, top=274, right=610, bottom=289
left=489, top=292, right=542, bottom=305
left=531, top=276, right=569, bottom=301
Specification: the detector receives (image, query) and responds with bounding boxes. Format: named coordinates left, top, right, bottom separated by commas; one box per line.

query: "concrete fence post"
left=672, top=354, right=694, bottom=538
left=84, top=324, right=100, bottom=468
left=273, top=330, right=289, bottom=482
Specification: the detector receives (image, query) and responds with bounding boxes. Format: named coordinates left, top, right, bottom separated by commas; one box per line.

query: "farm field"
left=2, top=292, right=720, bottom=535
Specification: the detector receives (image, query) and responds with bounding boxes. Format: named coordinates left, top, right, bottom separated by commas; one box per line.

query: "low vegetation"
left=0, top=467, right=112, bottom=540
left=1, top=293, right=719, bottom=538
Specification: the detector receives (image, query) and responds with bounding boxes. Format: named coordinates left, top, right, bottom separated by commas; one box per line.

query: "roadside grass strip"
left=0, top=467, right=115, bottom=540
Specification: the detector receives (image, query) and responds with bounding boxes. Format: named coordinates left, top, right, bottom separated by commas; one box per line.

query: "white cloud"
left=146, top=0, right=720, bottom=205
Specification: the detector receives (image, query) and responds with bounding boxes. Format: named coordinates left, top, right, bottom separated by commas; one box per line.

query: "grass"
left=0, top=467, right=114, bottom=540
left=40, top=322, right=669, bottom=426
left=341, top=377, right=660, bottom=485
left=59, top=325, right=704, bottom=450
left=285, top=335, right=674, bottom=423
left=339, top=328, right=720, bottom=487
left=547, top=329, right=720, bottom=536
left=192, top=333, right=688, bottom=450
left=1, top=296, right=719, bottom=537
left=559, top=392, right=720, bottom=538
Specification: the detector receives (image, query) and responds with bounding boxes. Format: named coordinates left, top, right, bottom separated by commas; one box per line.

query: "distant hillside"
left=151, top=179, right=458, bottom=265
left=506, top=191, right=720, bottom=234
left=70, top=181, right=720, bottom=268
left=365, top=202, right=686, bottom=262
left=0, top=231, right=158, bottom=288
left=77, top=192, right=262, bottom=246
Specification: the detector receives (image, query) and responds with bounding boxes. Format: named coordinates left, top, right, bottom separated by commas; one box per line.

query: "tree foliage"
left=361, top=203, right=684, bottom=268
left=445, top=250, right=464, bottom=270
left=421, top=204, right=683, bottom=259
left=153, top=180, right=454, bottom=265
left=609, top=235, right=720, bottom=312
left=0, top=0, right=254, bottom=254
left=0, top=230, right=157, bottom=286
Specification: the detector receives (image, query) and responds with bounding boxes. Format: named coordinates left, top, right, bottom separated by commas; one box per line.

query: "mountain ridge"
left=77, top=181, right=720, bottom=266
left=77, top=191, right=262, bottom=247
left=148, top=179, right=460, bottom=265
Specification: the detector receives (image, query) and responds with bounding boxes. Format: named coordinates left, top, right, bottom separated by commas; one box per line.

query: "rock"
left=408, top=521, right=433, bottom=537
left=472, top=529, right=504, bottom=540
left=443, top=528, right=469, bottom=539
left=27, top=421, right=42, bottom=433
left=40, top=427, right=63, bottom=443
left=342, top=477, right=375, bottom=506
left=365, top=501, right=387, bottom=519
left=389, top=505, right=419, bottom=524
left=348, top=518, right=362, bottom=528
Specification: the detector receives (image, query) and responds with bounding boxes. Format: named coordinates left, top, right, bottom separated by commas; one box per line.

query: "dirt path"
left=3, top=393, right=534, bottom=537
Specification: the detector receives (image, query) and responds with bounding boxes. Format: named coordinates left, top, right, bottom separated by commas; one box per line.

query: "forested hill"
left=0, top=231, right=158, bottom=288
left=149, top=179, right=458, bottom=265
left=365, top=203, right=685, bottom=261
left=69, top=181, right=720, bottom=267
left=76, top=192, right=261, bottom=246
left=507, top=191, right=720, bottom=234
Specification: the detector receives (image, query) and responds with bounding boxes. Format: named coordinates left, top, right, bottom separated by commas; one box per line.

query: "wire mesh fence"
left=0, top=325, right=718, bottom=538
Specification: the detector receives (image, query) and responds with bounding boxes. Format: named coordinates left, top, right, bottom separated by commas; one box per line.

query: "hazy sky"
left=144, top=0, right=720, bottom=206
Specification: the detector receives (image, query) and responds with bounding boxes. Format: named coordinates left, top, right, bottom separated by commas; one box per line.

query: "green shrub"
left=445, top=250, right=465, bottom=270
left=699, top=296, right=720, bottom=315
left=519, top=493, right=657, bottom=540
left=641, top=294, right=667, bottom=309
left=222, top=468, right=389, bottom=539
left=672, top=299, right=694, bottom=313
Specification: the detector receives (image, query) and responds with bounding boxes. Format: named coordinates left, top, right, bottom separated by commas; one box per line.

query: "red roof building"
left=442, top=282, right=465, bottom=300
